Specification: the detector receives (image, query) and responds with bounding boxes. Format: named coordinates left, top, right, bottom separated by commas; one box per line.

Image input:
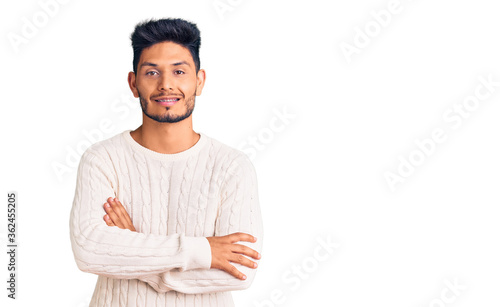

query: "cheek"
left=137, top=80, right=156, bottom=94
left=180, top=81, right=197, bottom=95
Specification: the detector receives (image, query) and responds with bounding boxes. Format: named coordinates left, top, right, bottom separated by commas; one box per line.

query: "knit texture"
left=69, top=130, right=263, bottom=307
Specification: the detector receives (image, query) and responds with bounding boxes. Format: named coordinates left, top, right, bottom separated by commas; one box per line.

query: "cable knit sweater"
left=69, top=130, right=263, bottom=307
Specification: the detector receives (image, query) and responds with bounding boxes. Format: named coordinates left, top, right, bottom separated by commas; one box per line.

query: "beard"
left=138, top=89, right=196, bottom=123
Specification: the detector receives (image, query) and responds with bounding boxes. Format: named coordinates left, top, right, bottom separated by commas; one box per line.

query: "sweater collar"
left=122, top=129, right=208, bottom=161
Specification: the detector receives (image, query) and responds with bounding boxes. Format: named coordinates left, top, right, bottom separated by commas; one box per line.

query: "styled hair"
left=130, top=18, right=201, bottom=74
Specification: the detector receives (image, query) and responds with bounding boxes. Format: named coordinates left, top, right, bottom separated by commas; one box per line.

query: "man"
left=69, top=18, right=263, bottom=307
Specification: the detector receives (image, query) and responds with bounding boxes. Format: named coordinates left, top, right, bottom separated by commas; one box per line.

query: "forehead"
left=139, top=41, right=193, bottom=67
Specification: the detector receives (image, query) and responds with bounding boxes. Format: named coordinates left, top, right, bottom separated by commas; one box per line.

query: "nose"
left=158, top=74, right=174, bottom=91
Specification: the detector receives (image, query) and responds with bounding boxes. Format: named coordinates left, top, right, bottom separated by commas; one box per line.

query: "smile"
left=154, top=97, right=180, bottom=106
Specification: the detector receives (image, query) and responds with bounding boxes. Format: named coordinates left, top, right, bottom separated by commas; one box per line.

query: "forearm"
left=138, top=230, right=263, bottom=294
left=138, top=263, right=261, bottom=294
left=70, top=220, right=211, bottom=279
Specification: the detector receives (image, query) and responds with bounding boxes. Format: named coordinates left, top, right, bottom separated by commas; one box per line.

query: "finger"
left=227, top=232, right=257, bottom=244
left=231, top=244, right=261, bottom=260
left=229, top=253, right=258, bottom=269
left=221, top=262, right=247, bottom=280
left=111, top=198, right=136, bottom=232
left=103, top=214, right=115, bottom=227
left=114, top=198, right=134, bottom=225
left=104, top=201, right=125, bottom=229
left=108, top=198, right=127, bottom=221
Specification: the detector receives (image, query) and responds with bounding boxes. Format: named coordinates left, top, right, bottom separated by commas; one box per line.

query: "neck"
left=130, top=115, right=200, bottom=154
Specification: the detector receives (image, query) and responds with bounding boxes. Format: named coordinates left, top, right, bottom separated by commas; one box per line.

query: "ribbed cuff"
left=181, top=236, right=212, bottom=271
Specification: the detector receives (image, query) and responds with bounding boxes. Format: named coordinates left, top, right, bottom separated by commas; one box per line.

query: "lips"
left=154, top=97, right=180, bottom=106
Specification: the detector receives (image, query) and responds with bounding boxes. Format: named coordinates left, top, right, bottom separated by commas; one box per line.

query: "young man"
left=69, top=18, right=263, bottom=306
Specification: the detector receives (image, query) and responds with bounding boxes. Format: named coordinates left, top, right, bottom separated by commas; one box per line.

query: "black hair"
left=130, top=18, right=201, bottom=74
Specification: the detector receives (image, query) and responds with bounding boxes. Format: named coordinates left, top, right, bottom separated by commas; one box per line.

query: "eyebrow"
left=172, top=61, right=190, bottom=67
left=140, top=62, right=158, bottom=68
left=140, top=61, right=191, bottom=69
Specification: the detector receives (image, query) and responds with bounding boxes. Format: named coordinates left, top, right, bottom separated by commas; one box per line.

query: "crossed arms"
left=103, top=197, right=260, bottom=280
left=69, top=149, right=263, bottom=294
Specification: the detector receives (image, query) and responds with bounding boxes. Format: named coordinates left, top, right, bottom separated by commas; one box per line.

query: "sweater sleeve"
left=137, top=154, right=264, bottom=294
left=69, top=149, right=212, bottom=279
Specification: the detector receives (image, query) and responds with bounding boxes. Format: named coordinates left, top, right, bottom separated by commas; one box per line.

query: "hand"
left=206, top=233, right=261, bottom=280
left=103, top=197, right=136, bottom=232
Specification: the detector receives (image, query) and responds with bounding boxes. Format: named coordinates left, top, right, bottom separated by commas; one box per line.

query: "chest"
left=113, top=157, right=225, bottom=236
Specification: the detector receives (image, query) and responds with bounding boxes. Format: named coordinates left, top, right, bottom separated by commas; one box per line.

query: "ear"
left=128, top=71, right=139, bottom=98
left=195, top=69, right=206, bottom=96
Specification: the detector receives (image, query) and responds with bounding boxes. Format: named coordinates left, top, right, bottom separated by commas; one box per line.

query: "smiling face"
left=128, top=41, right=205, bottom=123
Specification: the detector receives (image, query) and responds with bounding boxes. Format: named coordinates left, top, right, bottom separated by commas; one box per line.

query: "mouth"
left=154, top=97, right=180, bottom=106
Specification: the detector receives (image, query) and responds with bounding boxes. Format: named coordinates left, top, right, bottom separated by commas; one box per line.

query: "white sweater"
left=69, top=130, right=263, bottom=307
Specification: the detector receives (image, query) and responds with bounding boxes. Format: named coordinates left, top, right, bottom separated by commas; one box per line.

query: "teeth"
left=157, top=98, right=179, bottom=102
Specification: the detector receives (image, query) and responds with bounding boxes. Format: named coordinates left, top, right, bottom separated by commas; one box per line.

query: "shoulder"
left=203, top=134, right=257, bottom=185
left=202, top=133, right=255, bottom=171
left=79, top=130, right=129, bottom=164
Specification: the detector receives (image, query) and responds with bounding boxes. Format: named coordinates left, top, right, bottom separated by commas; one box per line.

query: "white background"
left=1, top=0, right=500, bottom=306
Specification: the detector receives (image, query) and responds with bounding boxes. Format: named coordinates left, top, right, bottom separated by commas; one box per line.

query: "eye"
left=146, top=71, right=158, bottom=76
left=174, top=70, right=185, bottom=75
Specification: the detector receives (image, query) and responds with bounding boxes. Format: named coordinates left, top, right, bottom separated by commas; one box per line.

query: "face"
left=128, top=41, right=205, bottom=123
